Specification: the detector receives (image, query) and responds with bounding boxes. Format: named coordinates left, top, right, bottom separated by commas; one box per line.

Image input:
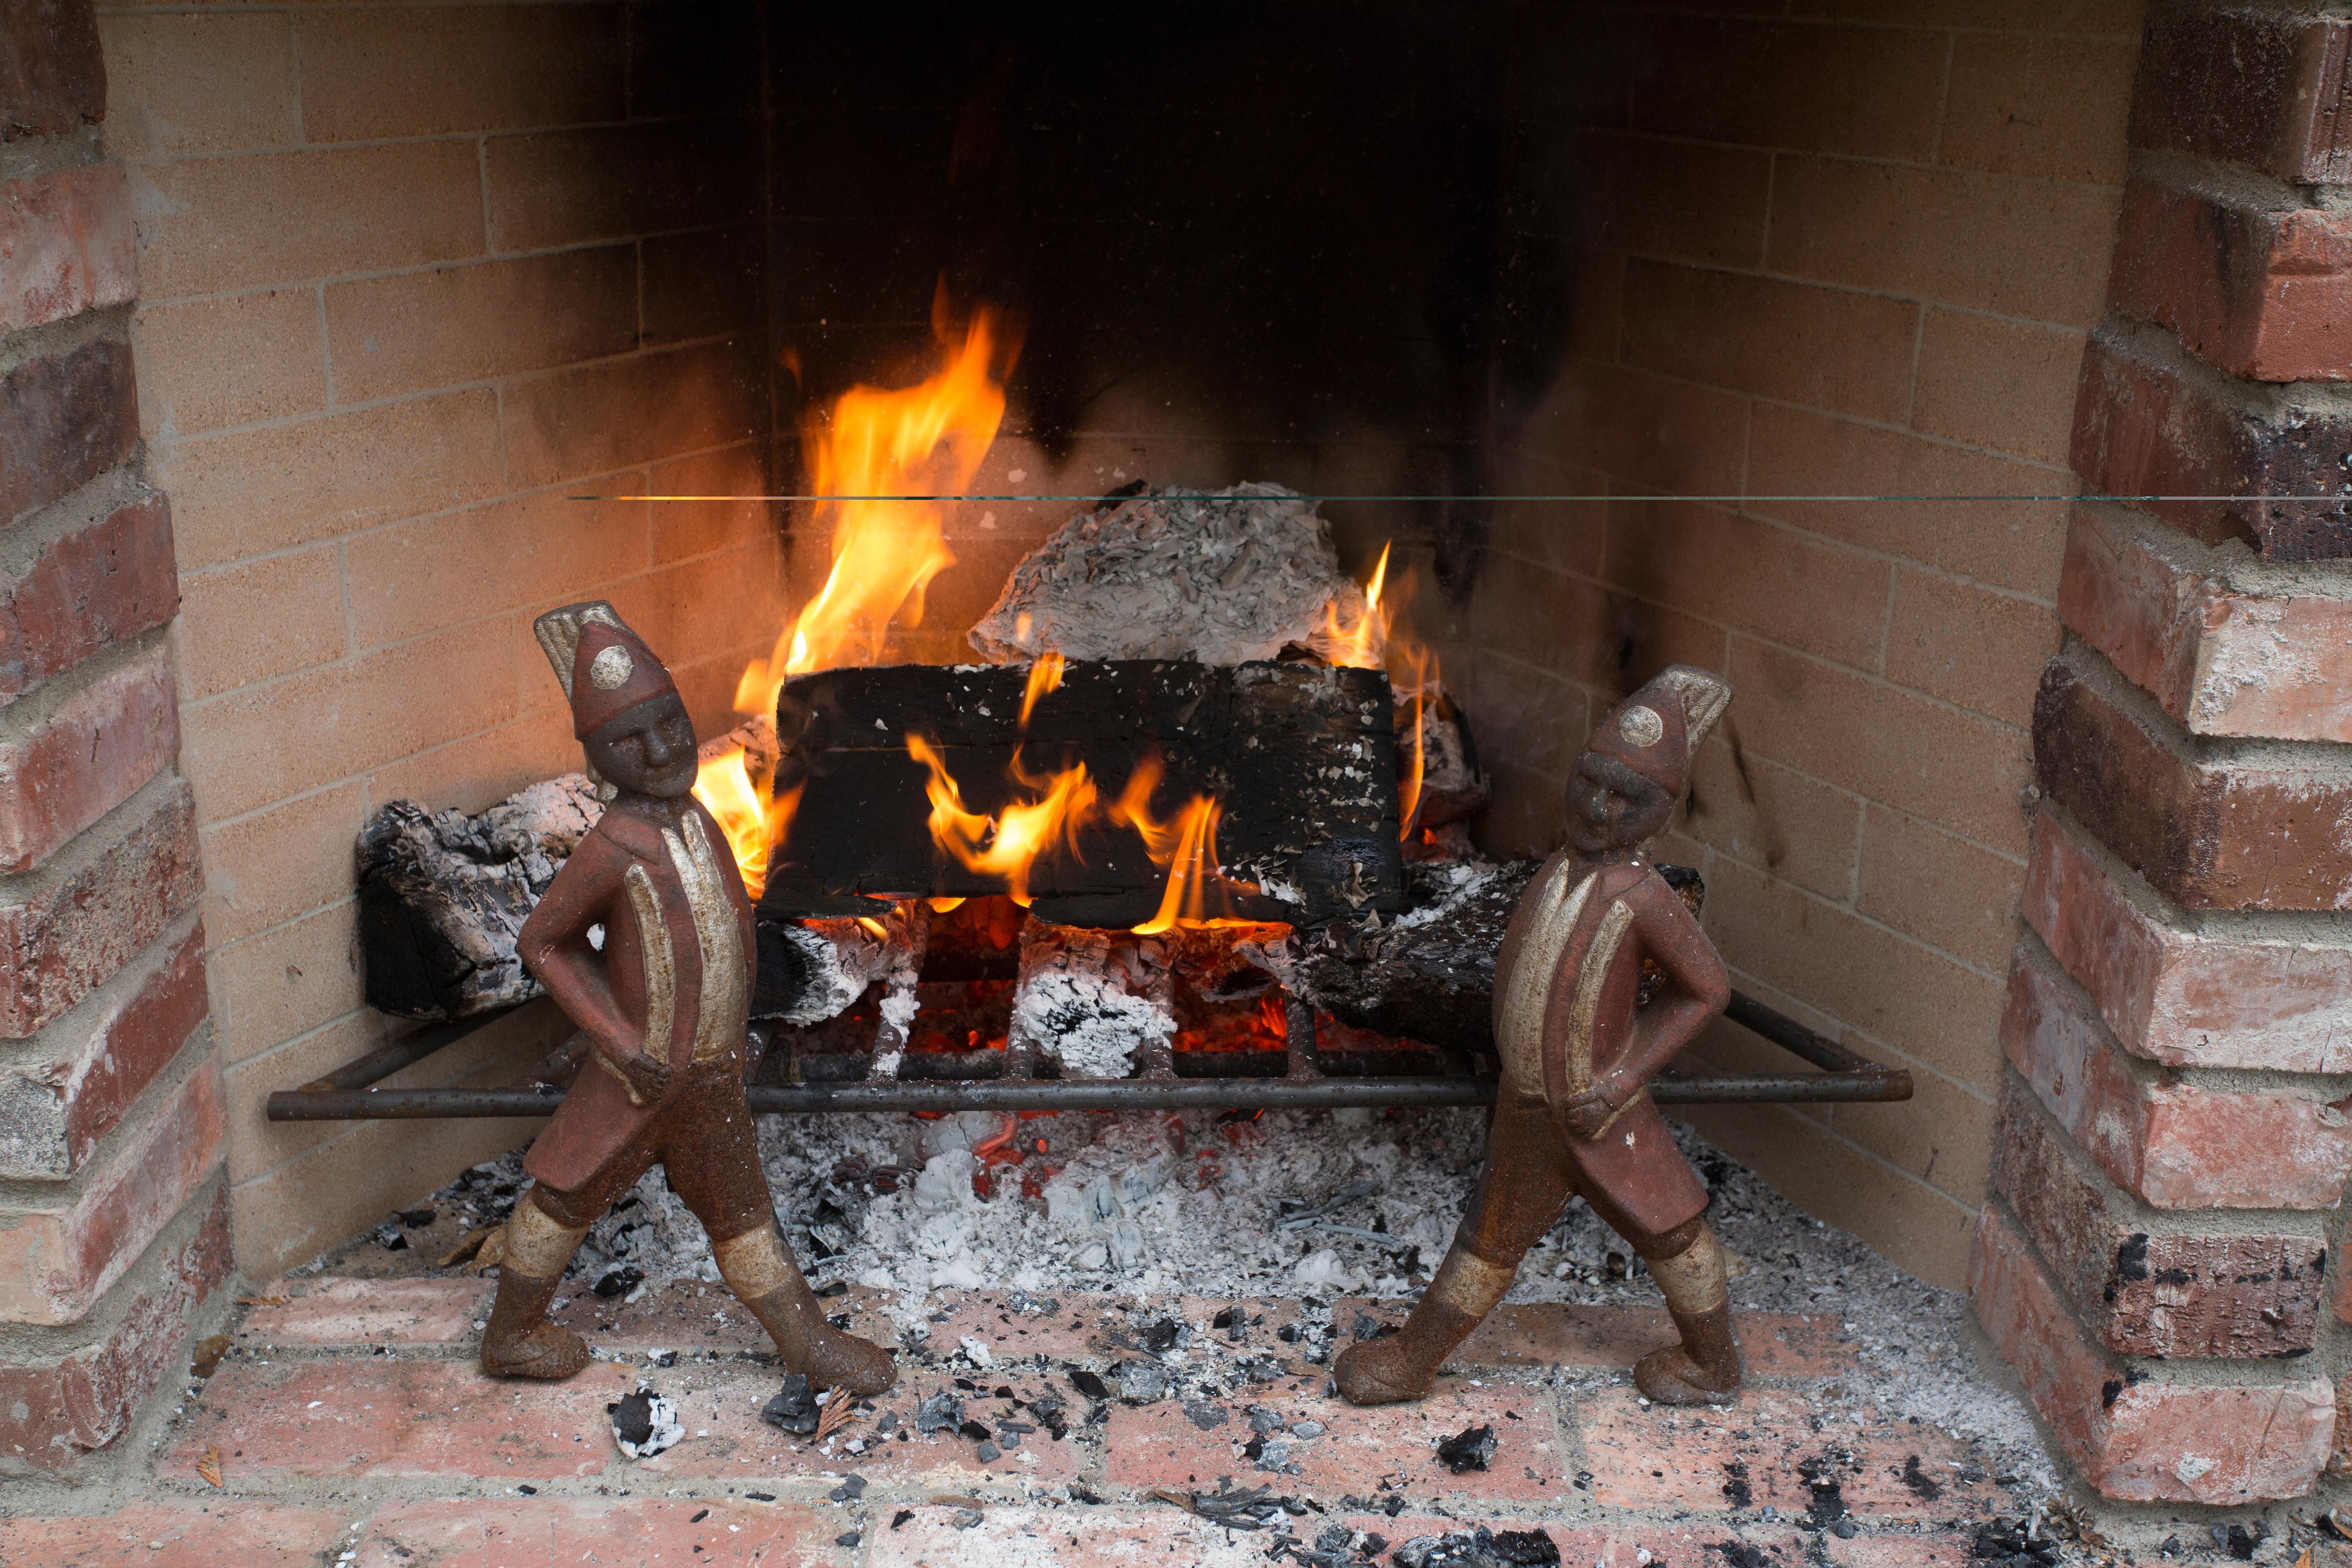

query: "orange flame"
left=1319, top=542, right=1390, bottom=669
left=1108, top=756, right=1253, bottom=933
left=735, top=292, right=1016, bottom=715
left=1019, top=651, right=1065, bottom=728
left=693, top=750, right=798, bottom=900
left=906, top=735, right=1100, bottom=907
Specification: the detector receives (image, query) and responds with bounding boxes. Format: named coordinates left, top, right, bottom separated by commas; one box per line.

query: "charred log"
left=761, top=659, right=1404, bottom=928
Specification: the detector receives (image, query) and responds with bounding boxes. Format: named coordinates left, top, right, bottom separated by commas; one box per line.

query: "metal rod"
left=294, top=1009, right=516, bottom=1093
left=1721, top=990, right=1866, bottom=1074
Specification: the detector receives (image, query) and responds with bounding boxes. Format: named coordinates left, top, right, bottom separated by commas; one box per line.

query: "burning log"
left=761, top=659, right=1404, bottom=928
left=1291, top=859, right=1704, bottom=1054
left=358, top=720, right=773, bottom=1021
left=356, top=775, right=603, bottom=1020
left=968, top=483, right=1378, bottom=667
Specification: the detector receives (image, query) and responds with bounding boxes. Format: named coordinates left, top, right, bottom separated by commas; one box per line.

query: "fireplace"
left=12, top=0, right=2352, bottom=1508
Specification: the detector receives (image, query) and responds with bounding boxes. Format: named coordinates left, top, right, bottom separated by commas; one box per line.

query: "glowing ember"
left=735, top=290, right=1017, bottom=716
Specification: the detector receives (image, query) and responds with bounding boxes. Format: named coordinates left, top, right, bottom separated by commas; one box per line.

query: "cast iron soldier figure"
left=477, top=601, right=895, bottom=1396
left=1335, top=665, right=1742, bottom=1407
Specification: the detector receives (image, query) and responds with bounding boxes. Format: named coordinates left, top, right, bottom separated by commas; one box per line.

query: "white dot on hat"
left=589, top=644, right=635, bottom=690
left=1618, top=704, right=1664, bottom=746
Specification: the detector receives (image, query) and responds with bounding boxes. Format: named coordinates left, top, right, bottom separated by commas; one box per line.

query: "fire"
left=906, top=735, right=1100, bottom=907
left=1019, top=651, right=1065, bottom=728
left=1317, top=541, right=1444, bottom=841
left=693, top=749, right=798, bottom=901
left=1107, top=756, right=1254, bottom=933
left=735, top=290, right=1017, bottom=716
left=1317, top=542, right=1390, bottom=669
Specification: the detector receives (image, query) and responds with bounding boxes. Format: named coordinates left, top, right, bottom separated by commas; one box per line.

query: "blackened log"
left=760, top=659, right=1404, bottom=928
left=1291, top=859, right=1706, bottom=1054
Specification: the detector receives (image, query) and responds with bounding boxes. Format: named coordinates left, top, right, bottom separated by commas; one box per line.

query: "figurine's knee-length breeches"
left=526, top=1056, right=774, bottom=1242
left=1458, top=1085, right=1711, bottom=1265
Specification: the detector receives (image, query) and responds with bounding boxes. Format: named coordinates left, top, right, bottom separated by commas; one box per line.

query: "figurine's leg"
left=1332, top=1090, right=1572, bottom=1405
left=662, top=1080, right=896, bottom=1396
left=1592, top=1195, right=1741, bottom=1405
left=479, top=1186, right=598, bottom=1379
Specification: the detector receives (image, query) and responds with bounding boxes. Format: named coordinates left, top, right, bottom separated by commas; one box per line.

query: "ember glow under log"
left=760, top=659, right=1405, bottom=928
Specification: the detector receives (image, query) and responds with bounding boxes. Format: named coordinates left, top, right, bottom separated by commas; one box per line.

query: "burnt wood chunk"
left=760, top=660, right=1404, bottom=928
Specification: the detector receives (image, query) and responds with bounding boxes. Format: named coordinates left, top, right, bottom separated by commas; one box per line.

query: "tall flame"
left=1019, top=651, right=1065, bottom=728
left=735, top=291, right=1016, bottom=716
left=1108, top=755, right=1251, bottom=933
left=907, top=735, right=1100, bottom=908
left=693, top=749, right=798, bottom=901
left=1318, top=542, right=1390, bottom=669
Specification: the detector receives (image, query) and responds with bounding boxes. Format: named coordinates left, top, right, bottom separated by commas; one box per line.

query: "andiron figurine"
left=1335, top=665, right=1741, bottom=1407
left=477, top=601, right=894, bottom=1396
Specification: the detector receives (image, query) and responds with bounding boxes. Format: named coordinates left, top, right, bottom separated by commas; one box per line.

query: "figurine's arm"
left=1553, top=872, right=1728, bottom=1138
left=1606, top=874, right=1730, bottom=1095
left=516, top=832, right=666, bottom=1101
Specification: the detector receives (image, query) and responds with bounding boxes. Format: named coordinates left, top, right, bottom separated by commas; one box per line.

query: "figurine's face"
left=588, top=694, right=698, bottom=798
left=1565, top=750, right=1673, bottom=856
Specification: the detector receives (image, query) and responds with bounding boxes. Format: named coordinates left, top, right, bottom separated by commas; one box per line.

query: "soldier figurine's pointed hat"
left=532, top=601, right=679, bottom=739
left=1583, top=664, right=1733, bottom=800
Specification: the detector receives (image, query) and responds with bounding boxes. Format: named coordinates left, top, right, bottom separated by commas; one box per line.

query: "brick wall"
left=1431, top=0, right=2144, bottom=1292
left=98, top=0, right=788, bottom=1277
left=0, top=0, right=232, bottom=1475
left=1964, top=0, right=2352, bottom=1504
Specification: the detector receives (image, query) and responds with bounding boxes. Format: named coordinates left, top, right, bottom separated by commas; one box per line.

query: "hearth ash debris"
left=969, top=482, right=1376, bottom=667
left=1973, top=1518, right=2065, bottom=1568
left=1013, top=926, right=1175, bottom=1080
left=608, top=1386, right=682, bottom=1459
left=1436, top=1422, right=1497, bottom=1473
left=398, top=1110, right=2058, bottom=1494
left=1391, top=1528, right=1564, bottom=1568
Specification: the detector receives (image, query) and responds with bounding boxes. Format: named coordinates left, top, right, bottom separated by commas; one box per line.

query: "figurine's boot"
left=1333, top=1243, right=1515, bottom=1405
left=480, top=1195, right=592, bottom=1380
left=714, top=1225, right=896, bottom=1396
left=1632, top=1223, right=1742, bottom=1405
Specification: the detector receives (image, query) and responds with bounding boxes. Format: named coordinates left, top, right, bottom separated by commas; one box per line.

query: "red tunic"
left=1489, top=853, right=1725, bottom=1236
left=516, top=799, right=754, bottom=1193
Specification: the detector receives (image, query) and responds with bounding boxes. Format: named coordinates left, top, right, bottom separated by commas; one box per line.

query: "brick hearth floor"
left=0, top=1275, right=2072, bottom=1568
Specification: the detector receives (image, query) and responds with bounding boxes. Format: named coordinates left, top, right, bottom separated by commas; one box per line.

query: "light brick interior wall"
left=98, top=0, right=786, bottom=1275
left=1454, top=1, right=2145, bottom=1290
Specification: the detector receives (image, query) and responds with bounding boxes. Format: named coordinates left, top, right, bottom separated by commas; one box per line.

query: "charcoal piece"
left=1114, top=1361, right=1170, bottom=1402
left=1068, top=1368, right=1110, bottom=1401
left=397, top=1206, right=437, bottom=1226
left=1436, top=1422, right=1496, bottom=1473
left=915, top=1391, right=965, bottom=1433
left=761, top=659, right=1403, bottom=927
left=608, top=1389, right=682, bottom=1459
left=829, top=1474, right=867, bottom=1501
left=760, top=1374, right=820, bottom=1435
left=975, top=1440, right=1001, bottom=1461
left=592, top=1266, right=643, bottom=1299
left=1183, top=1400, right=1229, bottom=1430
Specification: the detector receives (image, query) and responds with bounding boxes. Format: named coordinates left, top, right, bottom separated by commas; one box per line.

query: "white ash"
left=968, top=482, right=1377, bottom=666
left=1383, top=858, right=1510, bottom=931
left=1011, top=926, right=1175, bottom=1080
left=773, top=917, right=902, bottom=1027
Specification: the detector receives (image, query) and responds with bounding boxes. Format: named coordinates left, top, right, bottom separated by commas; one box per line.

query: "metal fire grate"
left=265, top=988, right=1910, bottom=1123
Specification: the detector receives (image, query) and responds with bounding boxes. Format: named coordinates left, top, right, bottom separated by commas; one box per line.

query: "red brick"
left=2034, top=647, right=2352, bottom=911
left=357, top=1497, right=851, bottom=1568
left=240, top=1274, right=488, bottom=1346
left=0, top=162, right=135, bottom=334
left=0, top=336, right=137, bottom=529
left=0, top=1058, right=221, bottom=1324
left=1992, top=1084, right=2326, bottom=1358
left=0, top=490, right=177, bottom=702
left=2058, top=501, right=2352, bottom=744
left=0, top=916, right=205, bottom=1177
left=1969, top=1203, right=2335, bottom=1502
left=867, top=1505, right=1298, bottom=1567
left=2110, top=181, right=2352, bottom=383
left=0, top=1500, right=345, bottom=1567
left=0, top=1181, right=229, bottom=1474
left=2129, top=11, right=2352, bottom=184
left=0, top=0, right=107, bottom=140
left=543, top=1276, right=896, bottom=1356
left=1580, top=1386, right=2003, bottom=1518
left=168, top=1359, right=1076, bottom=1486
left=1106, top=1382, right=1563, bottom=1501
left=0, top=642, right=178, bottom=872
left=2020, top=808, right=2352, bottom=1073
left=2071, top=327, right=2352, bottom=561
left=1333, top=1298, right=1847, bottom=1377
left=0, top=777, right=201, bottom=1038
left=2003, top=940, right=2352, bottom=1210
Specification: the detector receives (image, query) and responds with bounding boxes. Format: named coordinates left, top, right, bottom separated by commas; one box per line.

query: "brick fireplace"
left=4, top=0, right=2349, bottom=1505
